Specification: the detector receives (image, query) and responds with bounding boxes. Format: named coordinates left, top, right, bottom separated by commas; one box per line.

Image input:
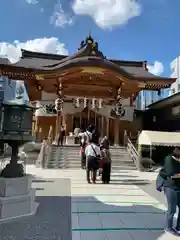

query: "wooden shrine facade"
left=0, top=34, right=176, bottom=144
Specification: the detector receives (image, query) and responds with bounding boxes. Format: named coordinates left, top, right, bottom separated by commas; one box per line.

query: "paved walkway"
left=0, top=166, right=179, bottom=240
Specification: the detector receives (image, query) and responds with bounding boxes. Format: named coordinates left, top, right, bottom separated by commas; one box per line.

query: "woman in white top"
left=85, top=138, right=101, bottom=184
left=79, top=130, right=92, bottom=169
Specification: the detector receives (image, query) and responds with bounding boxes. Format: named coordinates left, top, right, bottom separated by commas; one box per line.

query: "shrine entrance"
left=72, top=108, right=101, bottom=131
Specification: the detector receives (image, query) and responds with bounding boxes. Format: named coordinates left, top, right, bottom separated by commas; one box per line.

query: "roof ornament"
left=78, top=32, right=105, bottom=58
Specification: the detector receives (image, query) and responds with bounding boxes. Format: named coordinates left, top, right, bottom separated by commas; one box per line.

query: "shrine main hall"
left=0, top=35, right=175, bottom=145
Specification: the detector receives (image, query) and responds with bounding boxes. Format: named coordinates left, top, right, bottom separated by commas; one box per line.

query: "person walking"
left=100, top=136, right=111, bottom=184
left=79, top=127, right=92, bottom=169
left=158, top=148, right=180, bottom=236
left=57, top=126, right=66, bottom=146
left=85, top=138, right=100, bottom=184
left=74, top=127, right=80, bottom=144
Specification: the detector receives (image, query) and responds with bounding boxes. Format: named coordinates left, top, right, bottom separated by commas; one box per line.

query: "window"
left=172, top=88, right=176, bottom=94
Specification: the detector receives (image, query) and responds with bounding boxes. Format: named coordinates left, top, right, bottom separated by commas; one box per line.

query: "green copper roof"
left=3, top=99, right=34, bottom=108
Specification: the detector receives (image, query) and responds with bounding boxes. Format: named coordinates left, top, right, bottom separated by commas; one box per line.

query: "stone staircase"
left=43, top=145, right=137, bottom=170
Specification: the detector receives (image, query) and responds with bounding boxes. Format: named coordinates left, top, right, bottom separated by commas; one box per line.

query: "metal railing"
left=127, top=138, right=139, bottom=170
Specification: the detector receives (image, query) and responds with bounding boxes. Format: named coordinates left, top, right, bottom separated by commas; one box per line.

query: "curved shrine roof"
left=0, top=34, right=176, bottom=86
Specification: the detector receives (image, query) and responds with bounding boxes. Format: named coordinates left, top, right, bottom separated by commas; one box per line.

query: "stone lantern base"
left=0, top=174, right=39, bottom=223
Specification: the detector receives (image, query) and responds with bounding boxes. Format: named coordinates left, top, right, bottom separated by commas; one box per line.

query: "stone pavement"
left=0, top=166, right=179, bottom=240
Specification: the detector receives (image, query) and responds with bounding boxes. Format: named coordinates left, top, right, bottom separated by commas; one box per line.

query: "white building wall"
left=170, top=56, right=180, bottom=95
left=0, top=76, right=16, bottom=101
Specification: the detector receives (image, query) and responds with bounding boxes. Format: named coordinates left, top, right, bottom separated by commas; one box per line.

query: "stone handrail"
left=36, top=139, right=52, bottom=168
left=127, top=138, right=140, bottom=170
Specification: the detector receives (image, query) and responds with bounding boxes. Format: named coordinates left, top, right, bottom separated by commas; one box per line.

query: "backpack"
left=81, top=132, right=91, bottom=148
left=102, top=149, right=111, bottom=163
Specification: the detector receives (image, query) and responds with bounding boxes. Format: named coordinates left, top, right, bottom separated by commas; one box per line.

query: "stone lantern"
left=0, top=99, right=34, bottom=178
left=0, top=99, right=38, bottom=222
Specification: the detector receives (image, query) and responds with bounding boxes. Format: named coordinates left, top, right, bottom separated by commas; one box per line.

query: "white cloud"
left=147, top=61, right=164, bottom=76
left=72, top=0, right=141, bottom=29
left=51, top=2, right=74, bottom=27
left=26, top=0, right=38, bottom=4
left=0, top=37, right=68, bottom=63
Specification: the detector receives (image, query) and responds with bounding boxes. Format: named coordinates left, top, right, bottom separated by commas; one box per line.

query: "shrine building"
left=0, top=35, right=175, bottom=145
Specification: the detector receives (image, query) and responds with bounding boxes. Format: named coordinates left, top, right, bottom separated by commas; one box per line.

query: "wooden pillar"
left=101, top=116, right=104, bottom=137
left=80, top=112, right=82, bottom=128
left=55, top=111, right=61, bottom=140
left=34, top=116, right=39, bottom=141
left=72, top=115, right=74, bottom=132
left=55, top=77, right=63, bottom=141
left=88, top=108, right=90, bottom=124
left=106, top=117, right=109, bottom=138
left=62, top=114, right=67, bottom=134
left=114, top=119, right=120, bottom=146
left=95, top=111, right=97, bottom=126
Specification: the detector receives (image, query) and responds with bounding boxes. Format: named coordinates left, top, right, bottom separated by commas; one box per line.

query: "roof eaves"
left=148, top=92, right=180, bottom=109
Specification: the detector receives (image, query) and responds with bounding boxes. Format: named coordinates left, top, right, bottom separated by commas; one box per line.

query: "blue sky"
left=0, top=0, right=179, bottom=79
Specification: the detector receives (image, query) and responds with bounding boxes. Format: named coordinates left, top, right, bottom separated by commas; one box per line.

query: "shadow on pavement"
left=0, top=196, right=72, bottom=240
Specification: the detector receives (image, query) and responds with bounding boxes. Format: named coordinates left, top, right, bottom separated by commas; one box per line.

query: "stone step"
left=45, top=165, right=137, bottom=170
left=45, top=145, right=136, bottom=170
left=45, top=162, right=136, bottom=169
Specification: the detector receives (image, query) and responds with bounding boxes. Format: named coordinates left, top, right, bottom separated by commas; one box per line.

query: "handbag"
left=91, top=145, right=100, bottom=166
left=156, top=170, right=165, bottom=192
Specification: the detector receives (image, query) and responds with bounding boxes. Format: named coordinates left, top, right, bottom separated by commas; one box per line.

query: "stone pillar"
left=114, top=119, right=120, bottom=146
left=124, top=129, right=128, bottom=146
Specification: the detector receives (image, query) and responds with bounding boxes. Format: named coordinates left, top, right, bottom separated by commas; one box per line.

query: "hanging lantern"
left=55, top=98, right=63, bottom=112
left=92, top=98, right=96, bottom=109
left=111, top=87, right=125, bottom=117
left=115, top=102, right=125, bottom=117
left=75, top=97, right=80, bottom=108
left=84, top=97, right=87, bottom=108
left=98, top=99, right=102, bottom=109
left=56, top=82, right=63, bottom=96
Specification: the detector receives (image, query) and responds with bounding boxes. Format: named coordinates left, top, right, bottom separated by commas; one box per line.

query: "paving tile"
left=77, top=203, right=101, bottom=212
left=78, top=214, right=102, bottom=229
left=80, top=231, right=106, bottom=240
left=72, top=202, right=79, bottom=212
left=105, top=230, right=133, bottom=240
left=118, top=214, right=148, bottom=228
left=137, top=213, right=165, bottom=228
left=72, top=231, right=81, bottom=240
left=72, top=214, right=79, bottom=229
left=129, top=230, right=156, bottom=240
left=98, top=213, right=124, bottom=228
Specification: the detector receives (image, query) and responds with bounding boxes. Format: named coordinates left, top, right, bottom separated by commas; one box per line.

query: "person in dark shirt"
left=160, top=148, right=180, bottom=236
left=57, top=126, right=66, bottom=146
